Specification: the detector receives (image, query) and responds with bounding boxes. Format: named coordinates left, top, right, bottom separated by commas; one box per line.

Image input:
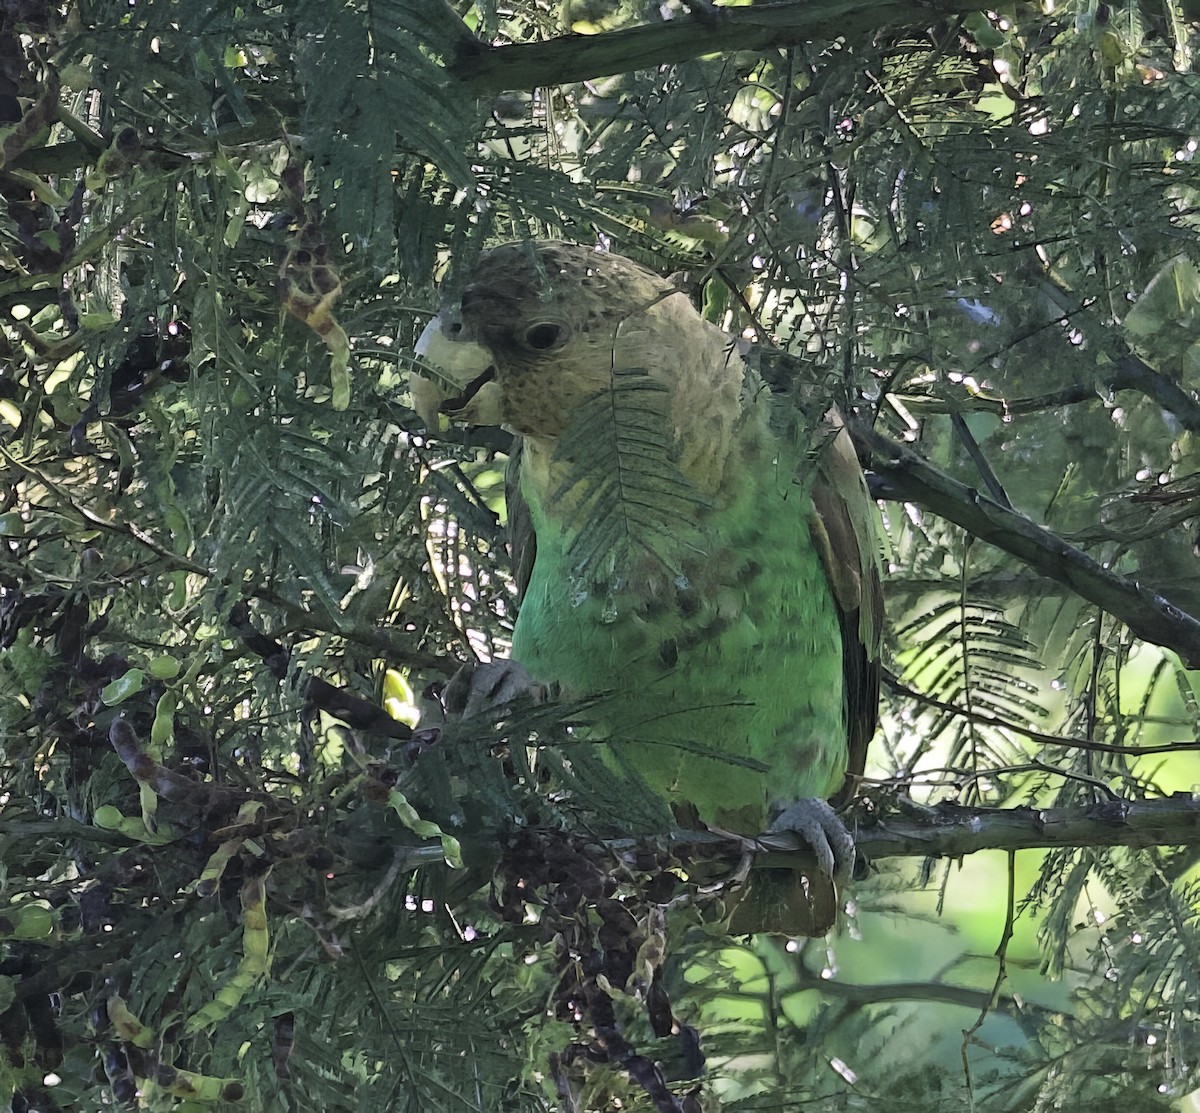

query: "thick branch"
left=449, top=0, right=978, bottom=94
left=768, top=795, right=1200, bottom=864
left=597, top=797, right=1200, bottom=879
left=12, top=797, right=1200, bottom=880
left=850, top=420, right=1200, bottom=667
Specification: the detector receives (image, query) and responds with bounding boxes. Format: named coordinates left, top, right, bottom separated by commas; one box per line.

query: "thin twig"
left=883, top=672, right=1200, bottom=756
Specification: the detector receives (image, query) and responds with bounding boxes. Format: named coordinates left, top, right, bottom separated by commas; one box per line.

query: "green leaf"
left=101, top=669, right=146, bottom=706
left=551, top=367, right=708, bottom=586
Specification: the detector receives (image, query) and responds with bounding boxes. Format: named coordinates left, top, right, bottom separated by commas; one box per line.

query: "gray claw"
left=446, top=660, right=543, bottom=719
left=766, top=798, right=855, bottom=882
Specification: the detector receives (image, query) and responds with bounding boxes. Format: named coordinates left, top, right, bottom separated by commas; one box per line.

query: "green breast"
left=510, top=434, right=846, bottom=834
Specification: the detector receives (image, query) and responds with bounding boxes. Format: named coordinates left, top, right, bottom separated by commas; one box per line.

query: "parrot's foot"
left=762, top=798, right=855, bottom=882
left=443, top=659, right=545, bottom=719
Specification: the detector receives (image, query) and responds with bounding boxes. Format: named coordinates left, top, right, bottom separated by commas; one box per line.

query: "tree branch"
left=791, top=967, right=1043, bottom=1021
left=595, top=797, right=1200, bottom=878
left=795, top=795, right=1200, bottom=862
left=850, top=419, right=1200, bottom=667
left=449, top=0, right=979, bottom=94
left=894, top=361, right=1200, bottom=430
left=13, top=796, right=1200, bottom=883
left=1110, top=352, right=1200, bottom=431
left=1025, top=270, right=1200, bottom=432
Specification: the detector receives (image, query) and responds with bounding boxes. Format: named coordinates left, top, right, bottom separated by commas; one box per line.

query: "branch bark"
left=595, top=796, right=1200, bottom=876
left=757, top=794, right=1200, bottom=865
left=850, top=419, right=1200, bottom=667
left=448, top=0, right=979, bottom=94
left=11, top=796, right=1200, bottom=876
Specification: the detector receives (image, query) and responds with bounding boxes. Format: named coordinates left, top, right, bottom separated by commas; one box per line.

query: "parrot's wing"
left=505, top=444, right=536, bottom=604
left=806, top=411, right=883, bottom=806
left=726, top=410, right=881, bottom=935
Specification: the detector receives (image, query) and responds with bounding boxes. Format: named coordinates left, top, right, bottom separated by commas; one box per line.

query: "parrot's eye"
left=523, top=322, right=568, bottom=351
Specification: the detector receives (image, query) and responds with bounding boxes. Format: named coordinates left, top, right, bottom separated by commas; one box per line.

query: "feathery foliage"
left=3, top=0, right=1200, bottom=1109
left=552, top=368, right=707, bottom=585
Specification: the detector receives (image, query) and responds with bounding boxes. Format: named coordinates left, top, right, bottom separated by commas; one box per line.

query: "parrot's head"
left=414, top=241, right=681, bottom=439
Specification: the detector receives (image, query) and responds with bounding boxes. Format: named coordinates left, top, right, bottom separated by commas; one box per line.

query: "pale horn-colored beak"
left=412, top=312, right=504, bottom=430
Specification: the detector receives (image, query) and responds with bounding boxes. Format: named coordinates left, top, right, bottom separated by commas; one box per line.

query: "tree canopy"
left=3, top=1, right=1200, bottom=1110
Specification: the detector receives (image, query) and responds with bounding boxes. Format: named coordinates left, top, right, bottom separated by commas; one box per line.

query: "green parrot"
left=415, top=241, right=883, bottom=934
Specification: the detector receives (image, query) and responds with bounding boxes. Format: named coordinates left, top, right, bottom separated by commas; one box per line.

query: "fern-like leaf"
left=549, top=367, right=708, bottom=587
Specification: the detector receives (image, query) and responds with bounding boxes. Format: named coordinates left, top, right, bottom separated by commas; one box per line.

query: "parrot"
left=414, top=240, right=882, bottom=934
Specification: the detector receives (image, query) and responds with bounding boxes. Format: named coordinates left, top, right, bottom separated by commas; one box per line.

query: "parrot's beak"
left=413, top=312, right=504, bottom=430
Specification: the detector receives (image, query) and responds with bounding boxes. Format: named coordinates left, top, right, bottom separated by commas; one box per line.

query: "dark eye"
left=524, top=322, right=566, bottom=350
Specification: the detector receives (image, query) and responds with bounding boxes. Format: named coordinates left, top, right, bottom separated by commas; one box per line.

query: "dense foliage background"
left=3, top=0, right=1200, bottom=1109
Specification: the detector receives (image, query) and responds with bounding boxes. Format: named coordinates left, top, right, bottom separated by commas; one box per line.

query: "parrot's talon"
left=765, top=798, right=856, bottom=882
left=444, top=660, right=545, bottom=720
